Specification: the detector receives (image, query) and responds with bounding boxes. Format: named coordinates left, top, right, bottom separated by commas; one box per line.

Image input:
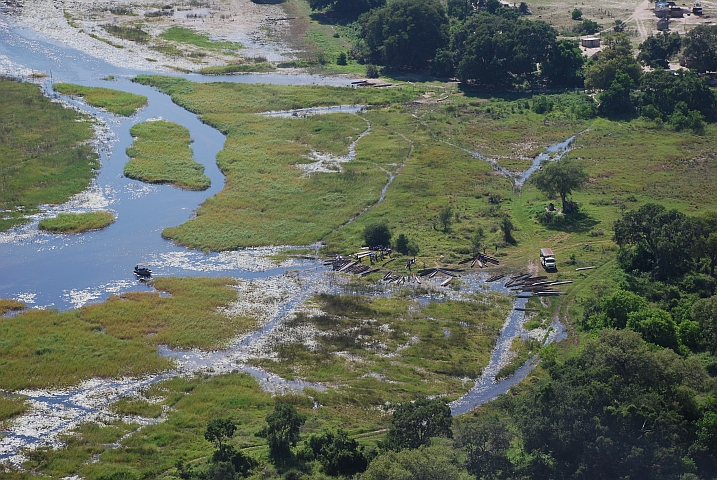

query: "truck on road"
left=540, top=248, right=557, bottom=271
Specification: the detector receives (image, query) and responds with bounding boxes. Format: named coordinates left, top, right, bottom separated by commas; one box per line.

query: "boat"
left=133, top=264, right=152, bottom=277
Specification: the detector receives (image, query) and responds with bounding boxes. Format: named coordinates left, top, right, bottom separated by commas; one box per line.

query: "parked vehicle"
left=540, top=248, right=557, bottom=271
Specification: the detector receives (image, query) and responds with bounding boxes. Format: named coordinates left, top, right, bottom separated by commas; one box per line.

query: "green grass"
left=0, top=78, right=99, bottom=231
left=109, top=397, right=163, bottom=418
left=53, top=83, right=147, bottom=116
left=131, top=76, right=417, bottom=250
left=0, top=395, right=28, bottom=423
left=0, top=277, right=253, bottom=390
left=125, top=120, right=210, bottom=190
left=197, top=62, right=276, bottom=75
left=159, top=26, right=242, bottom=52
left=38, top=211, right=115, bottom=233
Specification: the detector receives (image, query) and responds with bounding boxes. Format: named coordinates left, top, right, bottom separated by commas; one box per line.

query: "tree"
left=511, top=329, right=707, bottom=479
left=298, top=429, right=368, bottom=476
left=205, top=418, right=237, bottom=460
left=385, top=398, right=453, bottom=451
left=395, top=233, right=419, bottom=256
left=531, top=158, right=588, bottom=214
left=471, top=227, right=485, bottom=256
left=500, top=216, right=514, bottom=243
left=336, top=52, right=347, bottom=65
left=308, top=0, right=385, bottom=16
left=600, top=289, right=648, bottom=329
left=447, top=0, right=471, bottom=19
left=584, top=33, right=642, bottom=90
left=692, top=296, right=717, bottom=353
left=439, top=205, right=453, bottom=232
left=360, top=0, right=449, bottom=68
left=571, top=8, right=582, bottom=20
left=454, top=415, right=514, bottom=479
left=626, top=308, right=679, bottom=350
left=683, top=24, right=717, bottom=73
left=697, top=211, right=717, bottom=276
left=258, top=403, right=307, bottom=462
left=638, top=31, right=681, bottom=69
left=541, top=39, right=584, bottom=87
left=638, top=69, right=716, bottom=120
left=597, top=72, right=635, bottom=117
left=453, top=13, right=556, bottom=87
left=573, top=19, right=600, bottom=35
left=613, top=203, right=699, bottom=280
left=518, top=1, right=529, bottom=14
left=364, top=222, right=391, bottom=247
left=362, top=444, right=472, bottom=480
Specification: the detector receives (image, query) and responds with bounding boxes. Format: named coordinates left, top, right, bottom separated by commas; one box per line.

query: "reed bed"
left=0, top=78, right=98, bottom=231
left=53, top=83, right=147, bottom=116
left=125, top=120, right=210, bottom=190
left=38, top=211, right=115, bottom=233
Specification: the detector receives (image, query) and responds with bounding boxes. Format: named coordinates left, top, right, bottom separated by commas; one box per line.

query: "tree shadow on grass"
left=537, top=211, right=600, bottom=233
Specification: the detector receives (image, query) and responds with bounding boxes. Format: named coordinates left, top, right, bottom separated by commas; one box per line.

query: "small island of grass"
left=124, top=120, right=210, bottom=190
left=38, top=211, right=116, bottom=234
left=0, top=299, right=25, bottom=316
left=53, top=83, right=148, bottom=116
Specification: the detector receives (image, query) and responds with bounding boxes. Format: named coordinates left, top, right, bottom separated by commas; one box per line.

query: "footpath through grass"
left=0, top=78, right=99, bottom=232
left=52, top=83, right=147, bottom=116
left=0, top=277, right=252, bottom=390
left=38, top=211, right=115, bottom=233
left=125, top=120, right=210, bottom=190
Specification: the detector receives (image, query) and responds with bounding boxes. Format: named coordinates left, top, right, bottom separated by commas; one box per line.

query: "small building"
left=581, top=37, right=601, bottom=48
left=657, top=17, right=670, bottom=30
left=692, top=4, right=703, bottom=14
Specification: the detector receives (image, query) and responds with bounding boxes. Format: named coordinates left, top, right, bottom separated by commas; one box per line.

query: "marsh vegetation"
left=125, top=120, right=210, bottom=190
left=52, top=83, right=147, bottom=116
left=38, top=211, right=115, bottom=233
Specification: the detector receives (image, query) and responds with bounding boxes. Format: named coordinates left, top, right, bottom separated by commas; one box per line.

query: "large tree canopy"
left=452, top=12, right=556, bottom=86
left=510, top=329, right=713, bottom=479
left=385, top=397, right=453, bottom=450
left=638, top=31, right=682, bottom=69
left=584, top=33, right=642, bottom=90
left=683, top=24, right=717, bottom=73
left=614, top=203, right=700, bottom=281
left=541, top=39, right=585, bottom=87
left=360, top=0, right=449, bottom=68
left=638, top=69, right=717, bottom=120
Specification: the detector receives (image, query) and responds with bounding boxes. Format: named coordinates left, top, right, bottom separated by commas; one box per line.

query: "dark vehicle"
left=133, top=264, right=152, bottom=277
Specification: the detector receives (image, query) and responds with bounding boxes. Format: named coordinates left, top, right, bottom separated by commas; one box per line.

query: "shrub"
left=363, top=222, right=391, bottom=247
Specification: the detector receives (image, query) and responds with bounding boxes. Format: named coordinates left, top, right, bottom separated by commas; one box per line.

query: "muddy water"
left=0, top=12, right=571, bottom=465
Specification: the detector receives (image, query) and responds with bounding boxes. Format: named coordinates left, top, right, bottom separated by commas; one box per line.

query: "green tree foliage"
left=600, top=289, right=648, bottom=329
left=258, top=403, right=307, bottom=462
left=362, top=444, right=472, bottom=480
left=692, top=296, right=717, bottom=353
left=452, top=13, right=556, bottom=86
left=336, top=52, right=347, bottom=65
left=597, top=72, right=635, bottom=117
left=572, top=18, right=600, bottom=34
left=531, top=158, right=588, bottom=214
left=439, top=205, right=453, bottom=232
left=638, top=69, right=716, bottom=121
left=614, top=203, right=699, bottom=281
left=447, top=0, right=471, bottom=19
left=471, top=227, right=485, bottom=256
left=454, top=415, right=514, bottom=479
left=308, top=0, right=385, bottom=16
left=510, top=329, right=712, bottom=479
left=697, top=212, right=717, bottom=276
left=541, top=39, right=585, bottom=87
left=638, top=31, right=682, bottom=69
left=298, top=429, right=368, bottom=476
left=360, top=0, right=449, bottom=68
left=385, top=398, right=453, bottom=451
left=395, top=233, right=419, bottom=256
left=205, top=418, right=237, bottom=460
left=518, top=1, right=529, bottom=14
left=500, top=216, right=515, bottom=243
left=626, top=308, right=679, bottom=350
left=364, top=222, right=391, bottom=247
left=571, top=8, right=582, bottom=20
left=683, top=24, right=717, bottom=73
left=584, top=33, right=642, bottom=90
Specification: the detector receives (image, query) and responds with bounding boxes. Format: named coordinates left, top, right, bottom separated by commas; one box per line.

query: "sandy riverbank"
left=3, top=0, right=294, bottom=73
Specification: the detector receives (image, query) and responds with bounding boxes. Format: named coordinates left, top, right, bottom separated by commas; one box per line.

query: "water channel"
left=0, top=13, right=570, bottom=465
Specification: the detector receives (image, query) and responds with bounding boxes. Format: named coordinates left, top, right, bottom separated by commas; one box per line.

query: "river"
left=0, top=12, right=570, bottom=466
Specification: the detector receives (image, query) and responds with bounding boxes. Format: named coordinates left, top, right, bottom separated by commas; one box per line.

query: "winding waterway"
left=0, top=12, right=572, bottom=466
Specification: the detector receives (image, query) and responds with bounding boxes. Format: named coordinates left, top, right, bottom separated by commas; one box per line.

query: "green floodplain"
left=3, top=10, right=717, bottom=478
